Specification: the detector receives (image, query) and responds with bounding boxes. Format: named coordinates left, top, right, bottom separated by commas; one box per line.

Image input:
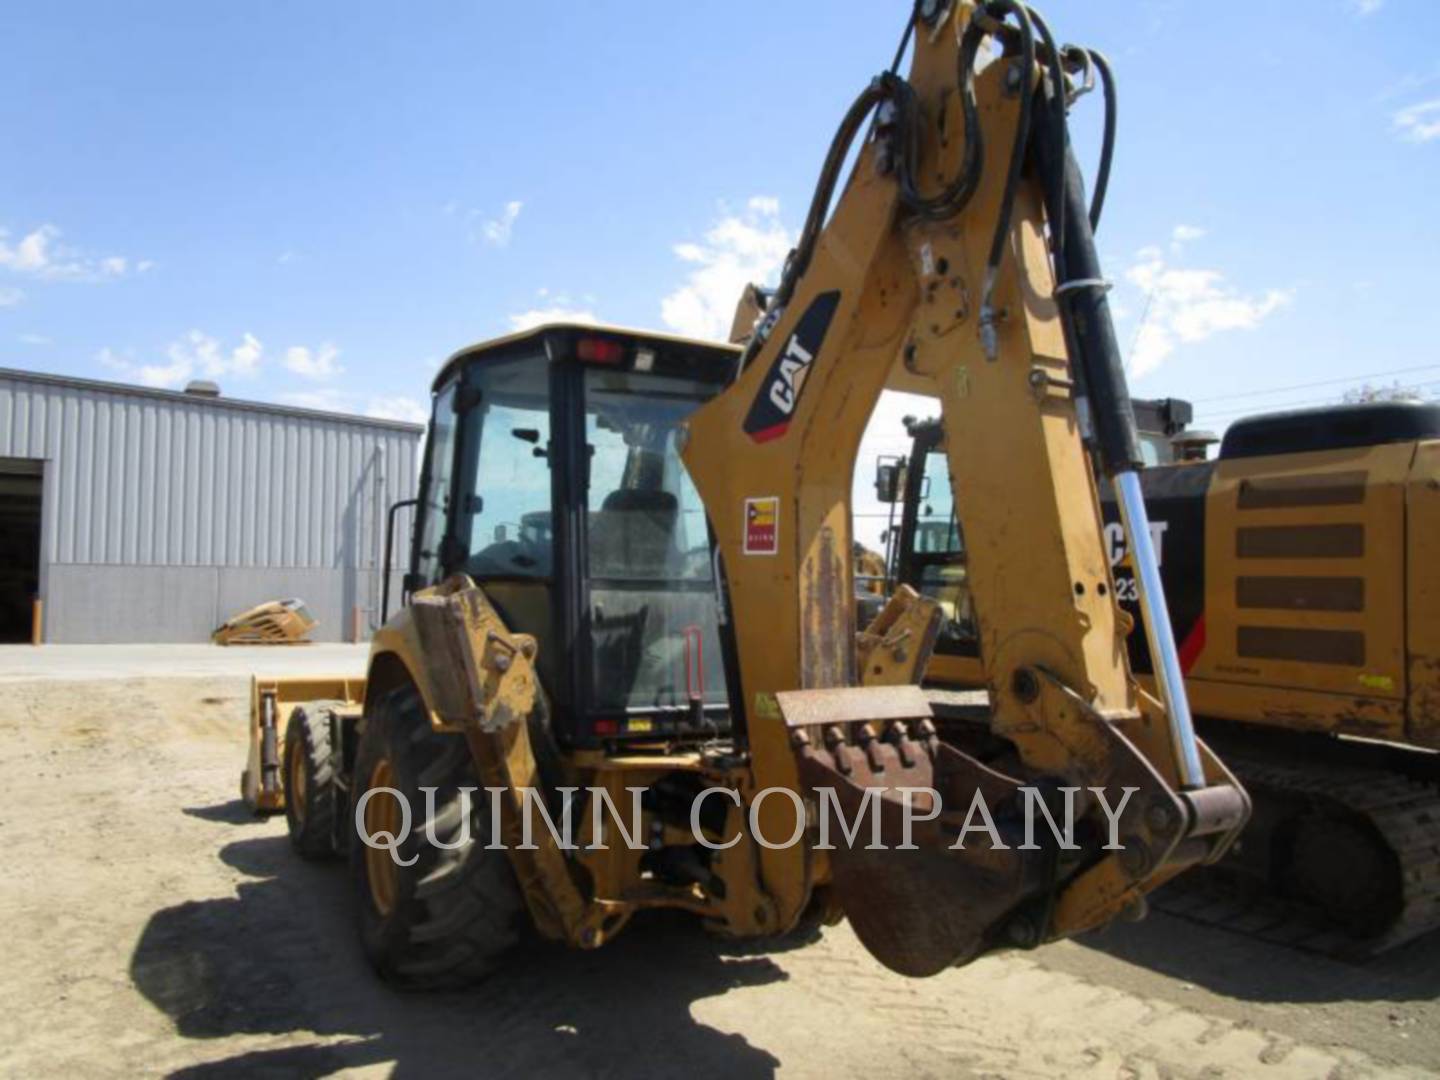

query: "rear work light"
left=576, top=338, right=625, bottom=365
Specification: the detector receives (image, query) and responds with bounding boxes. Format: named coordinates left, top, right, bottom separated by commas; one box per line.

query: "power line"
left=1191, top=363, right=1440, bottom=405
left=1193, top=379, right=1440, bottom=423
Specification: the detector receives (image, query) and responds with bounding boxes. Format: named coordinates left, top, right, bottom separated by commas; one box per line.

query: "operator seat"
left=588, top=489, right=682, bottom=710
left=589, top=489, right=679, bottom=578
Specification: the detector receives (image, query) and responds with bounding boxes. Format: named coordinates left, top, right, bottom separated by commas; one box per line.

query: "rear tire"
left=349, top=685, right=527, bottom=988
left=284, top=704, right=341, bottom=859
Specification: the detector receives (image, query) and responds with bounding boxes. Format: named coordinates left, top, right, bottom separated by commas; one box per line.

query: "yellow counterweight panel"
left=1407, top=440, right=1440, bottom=747
left=1199, top=442, right=1413, bottom=702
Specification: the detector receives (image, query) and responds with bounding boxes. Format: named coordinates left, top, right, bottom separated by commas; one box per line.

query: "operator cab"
left=410, top=323, right=740, bottom=748
left=882, top=398, right=1196, bottom=666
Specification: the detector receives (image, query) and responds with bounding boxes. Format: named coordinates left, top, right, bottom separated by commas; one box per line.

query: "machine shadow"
left=180, top=800, right=265, bottom=825
left=1077, top=905, right=1440, bottom=1006
left=131, top=835, right=785, bottom=1079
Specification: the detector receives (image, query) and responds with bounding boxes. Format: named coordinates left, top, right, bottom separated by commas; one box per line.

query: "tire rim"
left=365, top=759, right=401, bottom=916
left=289, top=740, right=308, bottom=822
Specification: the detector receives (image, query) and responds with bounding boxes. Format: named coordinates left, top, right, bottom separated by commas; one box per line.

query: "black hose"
left=1024, top=4, right=1069, bottom=277
left=792, top=80, right=891, bottom=286
left=975, top=0, right=1035, bottom=322
left=890, top=0, right=920, bottom=74
left=1086, top=48, right=1116, bottom=232
left=893, top=19, right=987, bottom=222
left=746, top=2, right=1097, bottom=370
left=739, top=77, right=894, bottom=370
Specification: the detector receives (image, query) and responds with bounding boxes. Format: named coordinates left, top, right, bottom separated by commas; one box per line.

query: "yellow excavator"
left=240, top=0, right=1249, bottom=986
left=886, top=401, right=1440, bottom=952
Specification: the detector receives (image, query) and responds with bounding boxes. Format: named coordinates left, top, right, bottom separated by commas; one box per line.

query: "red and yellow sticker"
left=743, top=496, right=779, bottom=556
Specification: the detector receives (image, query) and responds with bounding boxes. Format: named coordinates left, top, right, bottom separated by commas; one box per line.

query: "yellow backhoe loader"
left=240, top=0, right=1249, bottom=986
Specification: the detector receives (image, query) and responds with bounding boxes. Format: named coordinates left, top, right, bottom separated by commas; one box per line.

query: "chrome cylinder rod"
left=1114, top=469, right=1206, bottom=789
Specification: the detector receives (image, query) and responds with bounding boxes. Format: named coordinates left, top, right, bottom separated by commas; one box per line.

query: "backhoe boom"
left=682, top=0, right=1249, bottom=971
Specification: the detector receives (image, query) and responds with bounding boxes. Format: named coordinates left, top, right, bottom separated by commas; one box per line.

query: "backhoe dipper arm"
left=683, top=1, right=1248, bottom=975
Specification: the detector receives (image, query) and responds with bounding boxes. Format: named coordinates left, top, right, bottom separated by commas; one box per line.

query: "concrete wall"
left=44, top=565, right=407, bottom=643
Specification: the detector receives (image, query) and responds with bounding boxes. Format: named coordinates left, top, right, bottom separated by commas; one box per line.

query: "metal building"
left=0, top=367, right=423, bottom=644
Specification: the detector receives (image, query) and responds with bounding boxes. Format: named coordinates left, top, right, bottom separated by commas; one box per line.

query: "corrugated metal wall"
left=0, top=368, right=423, bottom=643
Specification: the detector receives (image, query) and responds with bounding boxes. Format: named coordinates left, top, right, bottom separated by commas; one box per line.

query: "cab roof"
left=431, top=321, right=741, bottom=394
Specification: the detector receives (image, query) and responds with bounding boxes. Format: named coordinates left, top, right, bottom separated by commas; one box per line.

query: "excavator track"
left=926, top=693, right=1440, bottom=956
left=1152, top=748, right=1440, bottom=958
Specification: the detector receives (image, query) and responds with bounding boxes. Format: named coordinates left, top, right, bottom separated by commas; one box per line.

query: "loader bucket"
left=240, top=675, right=366, bottom=813
left=214, top=598, right=318, bottom=646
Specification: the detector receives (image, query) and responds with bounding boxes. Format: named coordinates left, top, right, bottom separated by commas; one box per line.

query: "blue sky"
left=3, top=1, right=1438, bottom=541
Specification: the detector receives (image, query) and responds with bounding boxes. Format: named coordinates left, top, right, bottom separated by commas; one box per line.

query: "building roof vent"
left=183, top=379, right=221, bottom=398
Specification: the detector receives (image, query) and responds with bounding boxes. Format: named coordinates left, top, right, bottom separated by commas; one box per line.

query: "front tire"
left=349, top=686, right=527, bottom=988
left=284, top=704, right=342, bottom=859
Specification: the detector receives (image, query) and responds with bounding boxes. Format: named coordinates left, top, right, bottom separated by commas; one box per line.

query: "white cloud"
left=286, top=390, right=432, bottom=423
left=481, top=200, right=524, bottom=247
left=136, top=352, right=193, bottom=389
left=0, top=224, right=140, bottom=283
left=660, top=196, right=794, bottom=341
left=507, top=306, right=599, bottom=332
left=166, top=329, right=266, bottom=385
left=0, top=286, right=22, bottom=307
left=1170, top=224, right=1206, bottom=249
left=1394, top=99, right=1440, bottom=143
left=231, top=333, right=263, bottom=376
left=97, top=331, right=266, bottom=389
left=17, top=333, right=51, bottom=346
left=96, top=347, right=134, bottom=372
left=1350, top=0, right=1383, bottom=14
left=1124, top=242, right=1292, bottom=378
left=283, top=342, right=342, bottom=380
left=279, top=388, right=351, bottom=412
left=365, top=395, right=429, bottom=425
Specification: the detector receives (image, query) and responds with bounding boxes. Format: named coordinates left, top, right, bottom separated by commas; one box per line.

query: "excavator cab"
left=408, top=324, right=738, bottom=748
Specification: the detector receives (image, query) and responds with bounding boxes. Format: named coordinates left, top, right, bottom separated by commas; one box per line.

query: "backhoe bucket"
left=780, top=685, right=1248, bottom=975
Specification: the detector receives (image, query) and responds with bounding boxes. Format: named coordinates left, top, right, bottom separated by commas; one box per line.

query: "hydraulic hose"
left=975, top=0, right=1036, bottom=356
left=1085, top=49, right=1116, bottom=232
left=739, top=77, right=895, bottom=371
left=1024, top=4, right=1069, bottom=277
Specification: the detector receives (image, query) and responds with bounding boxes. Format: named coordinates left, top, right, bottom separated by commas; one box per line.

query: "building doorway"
left=0, top=458, right=43, bottom=643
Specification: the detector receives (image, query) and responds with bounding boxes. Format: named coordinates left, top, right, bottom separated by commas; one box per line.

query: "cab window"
left=582, top=368, right=725, bottom=714
left=451, top=356, right=554, bottom=579
left=414, top=381, right=459, bottom=585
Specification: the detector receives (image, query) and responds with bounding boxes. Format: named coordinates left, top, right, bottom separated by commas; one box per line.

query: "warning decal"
left=743, top=496, right=779, bottom=556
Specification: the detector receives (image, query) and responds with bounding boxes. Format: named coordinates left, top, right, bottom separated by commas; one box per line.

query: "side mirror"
left=874, top=460, right=904, bottom=503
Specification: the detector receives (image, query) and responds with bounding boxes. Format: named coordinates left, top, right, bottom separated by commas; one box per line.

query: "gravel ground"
left=1, top=674, right=1437, bottom=1078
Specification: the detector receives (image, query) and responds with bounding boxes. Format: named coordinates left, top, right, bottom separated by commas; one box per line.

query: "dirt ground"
left=1, top=676, right=1438, bottom=1079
